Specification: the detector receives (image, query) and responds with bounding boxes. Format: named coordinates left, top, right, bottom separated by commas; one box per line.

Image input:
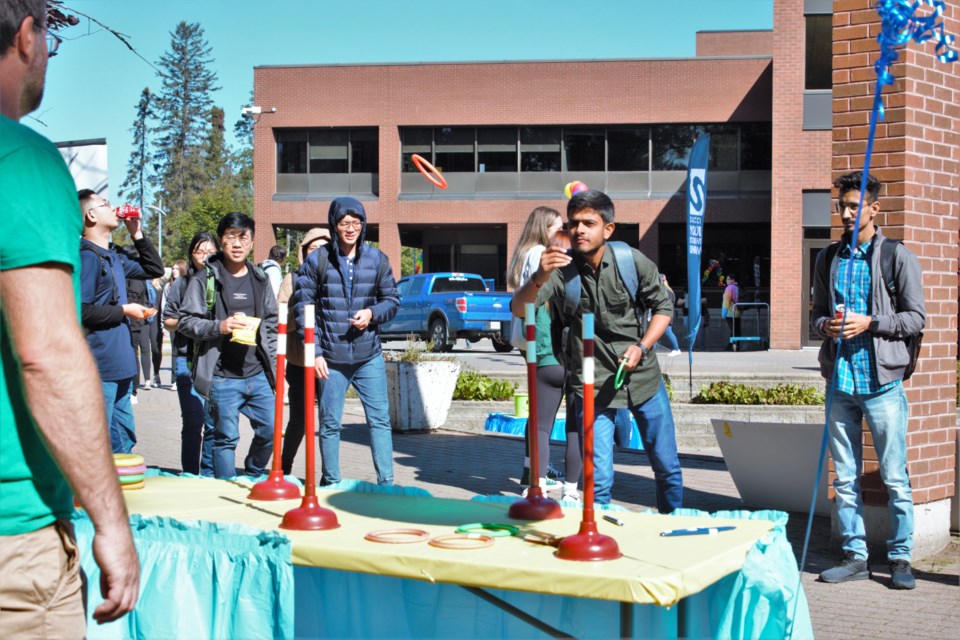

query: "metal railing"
left=730, top=302, right=769, bottom=350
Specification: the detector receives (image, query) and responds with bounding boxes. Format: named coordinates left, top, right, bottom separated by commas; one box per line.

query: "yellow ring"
left=121, top=480, right=145, bottom=490
left=113, top=454, right=145, bottom=468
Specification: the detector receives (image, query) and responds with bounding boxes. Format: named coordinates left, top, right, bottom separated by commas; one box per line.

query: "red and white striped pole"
left=508, top=303, right=562, bottom=521
left=281, top=304, right=339, bottom=530
left=556, top=313, right=621, bottom=560
left=249, top=302, right=301, bottom=500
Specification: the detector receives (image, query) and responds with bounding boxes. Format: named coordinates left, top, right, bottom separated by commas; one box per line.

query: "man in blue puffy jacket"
left=294, top=197, right=400, bottom=485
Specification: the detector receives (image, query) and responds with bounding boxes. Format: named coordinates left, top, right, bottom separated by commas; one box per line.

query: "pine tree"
left=203, top=106, right=228, bottom=184
left=118, top=87, right=154, bottom=211
left=153, top=21, right=219, bottom=217
left=232, top=90, right=254, bottom=197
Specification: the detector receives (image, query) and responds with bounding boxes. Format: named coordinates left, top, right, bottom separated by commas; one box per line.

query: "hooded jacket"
left=293, top=197, right=399, bottom=365
left=279, top=227, right=331, bottom=367
left=812, top=226, right=925, bottom=386
left=177, top=253, right=278, bottom=399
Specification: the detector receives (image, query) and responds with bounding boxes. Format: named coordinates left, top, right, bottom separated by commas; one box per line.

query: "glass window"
left=350, top=128, right=378, bottom=173
left=430, top=275, right=487, bottom=294
left=434, top=127, right=475, bottom=172
left=276, top=130, right=307, bottom=174
left=653, top=124, right=698, bottom=170
left=805, top=14, right=832, bottom=90
left=740, top=122, right=772, bottom=170
left=309, top=130, right=348, bottom=174
left=408, top=277, right=426, bottom=295
left=401, top=127, right=432, bottom=173
left=608, top=127, right=649, bottom=171
left=703, top=125, right=738, bottom=171
left=564, top=127, right=605, bottom=171
left=477, top=127, right=517, bottom=172
left=520, top=127, right=561, bottom=172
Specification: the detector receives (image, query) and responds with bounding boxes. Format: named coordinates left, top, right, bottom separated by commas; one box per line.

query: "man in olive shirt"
left=511, top=190, right=682, bottom=511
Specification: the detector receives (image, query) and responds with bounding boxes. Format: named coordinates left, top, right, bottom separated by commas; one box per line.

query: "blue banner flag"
left=685, top=134, right=710, bottom=354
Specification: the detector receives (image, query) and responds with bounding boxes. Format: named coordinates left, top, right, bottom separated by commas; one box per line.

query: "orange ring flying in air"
left=410, top=154, right=448, bottom=190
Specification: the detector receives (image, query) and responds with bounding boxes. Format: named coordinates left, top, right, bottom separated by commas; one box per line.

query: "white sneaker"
left=668, top=350, right=681, bottom=357
left=561, top=488, right=581, bottom=502
left=142, top=381, right=152, bottom=390
left=130, top=395, right=139, bottom=405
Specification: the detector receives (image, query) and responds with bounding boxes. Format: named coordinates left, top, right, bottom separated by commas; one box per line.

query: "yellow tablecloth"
left=124, top=476, right=774, bottom=607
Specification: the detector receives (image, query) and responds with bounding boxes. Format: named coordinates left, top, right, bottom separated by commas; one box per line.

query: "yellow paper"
left=231, top=315, right=261, bottom=346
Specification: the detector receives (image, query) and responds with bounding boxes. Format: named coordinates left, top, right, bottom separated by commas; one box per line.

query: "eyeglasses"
left=222, top=232, right=253, bottom=245
left=85, top=200, right=110, bottom=213
left=336, top=220, right=362, bottom=230
left=835, top=200, right=875, bottom=213
left=46, top=31, right=62, bottom=57
left=192, top=248, right=217, bottom=256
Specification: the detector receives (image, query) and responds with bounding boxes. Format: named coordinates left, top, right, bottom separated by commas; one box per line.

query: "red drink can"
left=115, top=204, right=141, bottom=220
left=835, top=304, right=846, bottom=319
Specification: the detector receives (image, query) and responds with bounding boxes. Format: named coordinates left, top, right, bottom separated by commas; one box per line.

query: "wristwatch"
left=638, top=343, right=651, bottom=360
left=869, top=316, right=879, bottom=333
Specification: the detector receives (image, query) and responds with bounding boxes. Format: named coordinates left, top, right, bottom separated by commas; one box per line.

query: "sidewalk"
left=132, top=354, right=958, bottom=640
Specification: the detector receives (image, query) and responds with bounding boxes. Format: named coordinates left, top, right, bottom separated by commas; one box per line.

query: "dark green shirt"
left=535, top=245, right=672, bottom=409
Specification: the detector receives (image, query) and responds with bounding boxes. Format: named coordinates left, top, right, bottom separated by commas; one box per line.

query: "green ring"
left=614, top=360, right=628, bottom=389
left=455, top=523, right=520, bottom=538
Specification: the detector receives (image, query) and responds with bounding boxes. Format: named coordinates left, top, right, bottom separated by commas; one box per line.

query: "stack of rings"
left=114, top=453, right=146, bottom=491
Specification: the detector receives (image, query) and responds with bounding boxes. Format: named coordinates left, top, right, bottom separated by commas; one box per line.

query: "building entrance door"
left=802, top=238, right=832, bottom=347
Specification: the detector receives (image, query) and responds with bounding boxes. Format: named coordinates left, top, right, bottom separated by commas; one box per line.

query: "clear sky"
left=31, top=0, right=773, bottom=200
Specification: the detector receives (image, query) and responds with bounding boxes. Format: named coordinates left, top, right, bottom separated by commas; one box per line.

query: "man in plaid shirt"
left=812, top=171, right=926, bottom=590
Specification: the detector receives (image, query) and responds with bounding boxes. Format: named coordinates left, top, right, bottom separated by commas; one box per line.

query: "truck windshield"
left=431, top=276, right=487, bottom=294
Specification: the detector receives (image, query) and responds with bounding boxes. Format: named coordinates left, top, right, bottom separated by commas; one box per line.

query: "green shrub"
left=691, top=381, right=824, bottom=405
left=454, top=368, right=517, bottom=401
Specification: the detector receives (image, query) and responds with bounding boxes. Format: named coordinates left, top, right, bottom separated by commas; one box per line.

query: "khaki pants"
left=0, top=520, right=85, bottom=639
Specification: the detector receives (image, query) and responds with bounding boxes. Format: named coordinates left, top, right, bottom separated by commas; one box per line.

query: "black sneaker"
left=889, top=560, right=916, bottom=590
left=819, top=552, right=869, bottom=583
left=520, top=466, right=529, bottom=486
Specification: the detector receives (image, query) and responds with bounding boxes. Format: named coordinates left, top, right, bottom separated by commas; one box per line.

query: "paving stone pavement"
left=131, top=357, right=958, bottom=640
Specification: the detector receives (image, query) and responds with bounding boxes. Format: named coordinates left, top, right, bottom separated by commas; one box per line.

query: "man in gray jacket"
left=812, top=171, right=925, bottom=590
left=178, top=213, right=278, bottom=479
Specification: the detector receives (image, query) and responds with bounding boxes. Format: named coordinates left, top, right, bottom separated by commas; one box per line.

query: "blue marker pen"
left=659, top=526, right=736, bottom=537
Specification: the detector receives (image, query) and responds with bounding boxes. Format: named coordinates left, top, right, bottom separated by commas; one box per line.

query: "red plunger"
left=509, top=303, right=562, bottom=521
left=281, top=304, right=339, bottom=530
left=249, top=302, right=302, bottom=501
left=556, top=313, right=621, bottom=560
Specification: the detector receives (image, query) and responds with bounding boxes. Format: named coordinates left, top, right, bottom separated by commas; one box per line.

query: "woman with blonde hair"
left=508, top=206, right=563, bottom=488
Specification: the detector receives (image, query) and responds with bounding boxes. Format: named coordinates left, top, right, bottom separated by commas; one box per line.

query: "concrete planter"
left=711, top=419, right=831, bottom=515
left=385, top=360, right=462, bottom=432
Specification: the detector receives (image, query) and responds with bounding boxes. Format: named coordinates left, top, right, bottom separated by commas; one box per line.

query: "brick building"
left=252, top=0, right=957, bottom=555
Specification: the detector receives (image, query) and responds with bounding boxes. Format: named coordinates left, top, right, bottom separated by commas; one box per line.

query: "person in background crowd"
left=278, top=227, right=331, bottom=475
left=79, top=189, right=164, bottom=452
left=0, top=3, right=139, bottom=632
left=261, top=244, right=287, bottom=300
left=149, top=276, right=165, bottom=387
left=658, top=274, right=682, bottom=357
left=163, top=234, right=217, bottom=476
left=163, top=260, right=189, bottom=387
left=293, top=197, right=399, bottom=485
left=722, top=273, right=741, bottom=351
left=506, top=205, right=564, bottom=488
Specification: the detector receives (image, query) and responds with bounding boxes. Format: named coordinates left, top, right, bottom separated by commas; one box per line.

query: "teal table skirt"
left=484, top=411, right=645, bottom=451
left=72, top=479, right=811, bottom=639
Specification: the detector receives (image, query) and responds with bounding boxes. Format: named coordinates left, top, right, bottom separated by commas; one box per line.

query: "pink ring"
left=364, top=528, right=431, bottom=544
left=117, top=464, right=147, bottom=476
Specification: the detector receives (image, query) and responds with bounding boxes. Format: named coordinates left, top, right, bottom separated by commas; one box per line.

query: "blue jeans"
left=281, top=363, right=324, bottom=475
left=207, top=372, right=275, bottom=479
left=828, top=384, right=913, bottom=561
left=175, top=356, right=214, bottom=477
left=583, top=381, right=683, bottom=512
left=660, top=324, right=680, bottom=351
left=101, top=378, right=136, bottom=454
left=318, top=354, right=393, bottom=485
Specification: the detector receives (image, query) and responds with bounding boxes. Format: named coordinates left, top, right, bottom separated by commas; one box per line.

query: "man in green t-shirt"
left=511, top=189, right=683, bottom=512
left=0, top=2, right=139, bottom=635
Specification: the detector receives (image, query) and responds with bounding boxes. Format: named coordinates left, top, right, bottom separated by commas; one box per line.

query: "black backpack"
left=824, top=237, right=923, bottom=380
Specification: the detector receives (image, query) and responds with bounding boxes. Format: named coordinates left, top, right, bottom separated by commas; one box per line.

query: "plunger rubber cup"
left=248, top=469, right=300, bottom=501
left=280, top=496, right=340, bottom=531
left=508, top=489, right=564, bottom=521
left=555, top=520, right=622, bottom=561
left=249, top=302, right=302, bottom=502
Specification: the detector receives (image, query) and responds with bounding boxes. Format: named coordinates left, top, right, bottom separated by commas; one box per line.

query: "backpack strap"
left=204, top=265, right=217, bottom=314
left=879, top=238, right=900, bottom=308
left=80, top=244, right=118, bottom=304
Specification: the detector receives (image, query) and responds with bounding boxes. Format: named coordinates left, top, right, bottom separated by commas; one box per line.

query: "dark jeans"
left=281, top=363, right=324, bottom=475
left=207, top=372, right=275, bottom=479
left=175, top=356, right=214, bottom=476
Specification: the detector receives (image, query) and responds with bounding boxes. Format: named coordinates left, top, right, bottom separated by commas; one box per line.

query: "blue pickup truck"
left=380, top=272, right=514, bottom=352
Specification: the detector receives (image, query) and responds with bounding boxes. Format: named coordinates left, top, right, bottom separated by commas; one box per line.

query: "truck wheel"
left=429, top=319, right=452, bottom=352
left=491, top=335, right=514, bottom=353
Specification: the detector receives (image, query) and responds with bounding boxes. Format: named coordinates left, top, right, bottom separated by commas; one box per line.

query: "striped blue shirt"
left=833, top=239, right=898, bottom=395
